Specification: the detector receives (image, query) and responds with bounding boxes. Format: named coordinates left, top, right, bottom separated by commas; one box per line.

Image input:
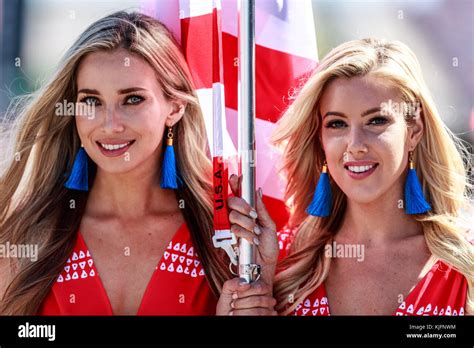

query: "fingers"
left=229, top=174, right=241, bottom=197
left=219, top=279, right=277, bottom=316
left=227, top=183, right=273, bottom=232
left=227, top=185, right=274, bottom=245
left=227, top=176, right=275, bottom=253
left=221, top=278, right=251, bottom=295
left=233, top=280, right=272, bottom=299
left=228, top=196, right=258, bottom=219
left=255, top=188, right=276, bottom=231
left=229, top=209, right=261, bottom=234
left=230, top=224, right=260, bottom=245
left=227, top=189, right=260, bottom=245
left=231, top=295, right=277, bottom=311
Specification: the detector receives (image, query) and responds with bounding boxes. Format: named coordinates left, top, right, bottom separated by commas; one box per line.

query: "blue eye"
left=80, top=96, right=100, bottom=106
left=368, top=116, right=388, bottom=125
left=326, top=120, right=347, bottom=128
left=125, top=95, right=144, bottom=105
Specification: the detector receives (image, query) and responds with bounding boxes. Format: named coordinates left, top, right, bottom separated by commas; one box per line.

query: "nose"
left=102, top=106, right=125, bottom=133
left=346, top=125, right=368, bottom=156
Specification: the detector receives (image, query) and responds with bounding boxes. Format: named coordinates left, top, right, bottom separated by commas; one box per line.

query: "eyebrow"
left=323, top=107, right=382, bottom=119
left=77, top=87, right=147, bottom=95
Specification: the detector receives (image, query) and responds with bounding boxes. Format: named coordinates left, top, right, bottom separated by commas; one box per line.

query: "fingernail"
left=232, top=293, right=238, bottom=300
left=254, top=225, right=262, bottom=235
left=231, top=301, right=235, bottom=308
left=253, top=237, right=260, bottom=245
left=258, top=187, right=263, bottom=198
left=229, top=311, right=234, bottom=316
left=249, top=210, right=258, bottom=219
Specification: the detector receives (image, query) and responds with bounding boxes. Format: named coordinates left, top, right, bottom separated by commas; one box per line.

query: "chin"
left=342, top=187, right=384, bottom=205
left=95, top=161, right=138, bottom=175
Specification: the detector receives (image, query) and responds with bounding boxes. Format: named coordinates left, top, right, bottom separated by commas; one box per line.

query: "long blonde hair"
left=271, top=38, right=474, bottom=315
left=0, top=11, right=230, bottom=314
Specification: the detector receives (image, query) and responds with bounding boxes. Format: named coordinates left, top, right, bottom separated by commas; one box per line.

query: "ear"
left=165, top=101, right=187, bottom=128
left=406, top=108, right=424, bottom=151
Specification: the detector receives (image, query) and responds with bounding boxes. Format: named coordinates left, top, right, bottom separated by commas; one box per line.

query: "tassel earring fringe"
left=404, top=152, right=431, bottom=214
left=160, top=127, right=181, bottom=189
left=64, top=146, right=88, bottom=191
left=306, top=163, right=332, bottom=217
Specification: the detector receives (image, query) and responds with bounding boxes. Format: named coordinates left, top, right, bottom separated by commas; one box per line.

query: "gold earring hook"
left=322, top=160, right=328, bottom=173
left=166, top=127, right=173, bottom=146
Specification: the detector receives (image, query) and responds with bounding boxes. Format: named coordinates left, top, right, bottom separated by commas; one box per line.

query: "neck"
left=87, top=154, right=178, bottom=220
left=338, top=183, right=422, bottom=246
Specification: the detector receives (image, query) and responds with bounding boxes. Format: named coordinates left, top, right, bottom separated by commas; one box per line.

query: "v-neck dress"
left=277, top=229, right=469, bottom=316
left=39, top=223, right=217, bottom=315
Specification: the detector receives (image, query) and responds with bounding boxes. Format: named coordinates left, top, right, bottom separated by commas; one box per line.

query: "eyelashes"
left=124, top=95, right=145, bottom=105
left=79, top=96, right=100, bottom=106
left=326, top=119, right=346, bottom=129
left=325, top=116, right=389, bottom=129
left=78, top=94, right=145, bottom=106
left=368, top=116, right=389, bottom=126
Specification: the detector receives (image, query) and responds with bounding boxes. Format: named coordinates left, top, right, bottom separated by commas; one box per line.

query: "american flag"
left=141, top=0, right=318, bottom=235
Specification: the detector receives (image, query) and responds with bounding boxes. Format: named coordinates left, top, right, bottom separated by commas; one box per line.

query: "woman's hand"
left=216, top=278, right=277, bottom=316
left=227, top=174, right=279, bottom=283
left=215, top=174, right=280, bottom=316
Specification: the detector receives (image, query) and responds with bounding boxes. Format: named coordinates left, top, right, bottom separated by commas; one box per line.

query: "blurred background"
left=0, top=0, right=473, bottom=146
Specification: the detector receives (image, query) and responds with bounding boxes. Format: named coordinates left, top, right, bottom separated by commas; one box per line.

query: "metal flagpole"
left=238, top=0, right=259, bottom=284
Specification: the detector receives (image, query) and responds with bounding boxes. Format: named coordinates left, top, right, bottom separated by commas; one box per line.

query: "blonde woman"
left=0, top=11, right=239, bottom=315
left=223, top=38, right=473, bottom=316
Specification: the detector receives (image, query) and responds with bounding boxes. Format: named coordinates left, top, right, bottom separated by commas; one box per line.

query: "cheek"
left=376, top=124, right=408, bottom=172
left=130, top=107, right=166, bottom=147
left=75, top=116, right=99, bottom=142
left=321, top=130, right=347, bottom=168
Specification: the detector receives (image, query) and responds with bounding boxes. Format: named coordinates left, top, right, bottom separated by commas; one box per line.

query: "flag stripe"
left=222, top=32, right=316, bottom=123
left=181, top=11, right=222, bottom=88
left=143, top=0, right=318, bottom=233
left=224, top=108, right=285, bottom=201
left=179, top=0, right=221, bottom=19
left=181, top=14, right=316, bottom=123
left=195, top=85, right=236, bottom=158
left=221, top=0, right=318, bottom=61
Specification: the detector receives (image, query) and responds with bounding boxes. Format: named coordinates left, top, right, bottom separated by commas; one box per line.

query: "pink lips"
left=344, top=161, right=379, bottom=180
left=96, top=139, right=135, bottom=157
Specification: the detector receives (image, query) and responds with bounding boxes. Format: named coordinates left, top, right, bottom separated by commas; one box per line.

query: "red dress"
left=277, top=229, right=469, bottom=316
left=39, top=223, right=217, bottom=315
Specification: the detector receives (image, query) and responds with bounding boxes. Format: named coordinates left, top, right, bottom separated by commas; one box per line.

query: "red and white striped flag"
left=141, top=0, right=318, bottom=234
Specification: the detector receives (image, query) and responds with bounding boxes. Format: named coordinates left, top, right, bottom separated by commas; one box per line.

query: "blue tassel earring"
left=160, top=126, right=180, bottom=189
left=404, top=151, right=431, bottom=214
left=64, top=144, right=88, bottom=191
left=306, top=161, right=332, bottom=217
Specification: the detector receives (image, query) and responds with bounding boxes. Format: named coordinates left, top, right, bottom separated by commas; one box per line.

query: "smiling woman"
left=222, top=37, right=473, bottom=317
left=74, top=48, right=176, bottom=172
left=0, top=11, right=231, bottom=315
left=269, top=38, right=473, bottom=316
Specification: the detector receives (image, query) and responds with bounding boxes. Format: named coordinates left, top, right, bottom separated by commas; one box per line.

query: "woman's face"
left=319, top=75, right=423, bottom=205
left=74, top=48, right=183, bottom=174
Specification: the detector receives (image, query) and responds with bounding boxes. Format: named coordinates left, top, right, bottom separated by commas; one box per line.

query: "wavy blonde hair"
left=271, top=38, right=474, bottom=315
left=0, top=11, right=230, bottom=314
